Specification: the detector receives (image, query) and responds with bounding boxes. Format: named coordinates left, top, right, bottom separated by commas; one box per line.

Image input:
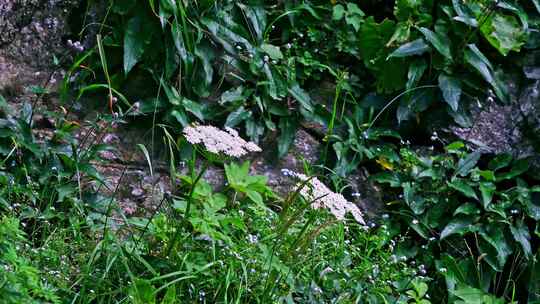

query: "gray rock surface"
left=0, top=0, right=79, bottom=98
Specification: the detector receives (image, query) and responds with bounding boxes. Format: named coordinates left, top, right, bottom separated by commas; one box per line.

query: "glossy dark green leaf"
left=387, top=38, right=430, bottom=59
left=278, top=117, right=297, bottom=157
left=453, top=203, right=480, bottom=216
left=438, top=74, right=462, bottom=111
left=440, top=217, right=474, bottom=239
left=464, top=44, right=494, bottom=84
left=124, top=15, right=149, bottom=75
left=288, top=84, right=313, bottom=112
left=510, top=220, right=531, bottom=257
left=418, top=27, right=452, bottom=59
left=406, top=59, right=427, bottom=89
left=479, top=182, right=496, bottom=209
left=488, top=154, right=512, bottom=171
left=182, top=98, right=204, bottom=121
left=448, top=179, right=478, bottom=199
left=454, top=151, right=481, bottom=177
left=496, top=159, right=529, bottom=180
left=225, top=106, right=251, bottom=128
left=479, top=226, right=512, bottom=271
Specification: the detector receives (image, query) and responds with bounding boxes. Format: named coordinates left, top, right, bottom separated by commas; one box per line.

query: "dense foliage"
left=2, top=0, right=540, bottom=302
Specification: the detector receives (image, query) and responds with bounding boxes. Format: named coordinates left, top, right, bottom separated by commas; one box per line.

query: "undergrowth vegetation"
left=2, top=0, right=540, bottom=303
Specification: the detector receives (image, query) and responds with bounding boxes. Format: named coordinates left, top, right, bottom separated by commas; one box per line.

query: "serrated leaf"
left=438, top=74, right=462, bottom=111
left=387, top=38, right=430, bottom=59
left=418, top=27, right=452, bottom=59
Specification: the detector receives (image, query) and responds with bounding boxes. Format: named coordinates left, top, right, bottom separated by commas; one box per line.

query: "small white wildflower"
left=288, top=172, right=366, bottom=224
left=412, top=219, right=419, bottom=225
left=183, top=125, right=261, bottom=158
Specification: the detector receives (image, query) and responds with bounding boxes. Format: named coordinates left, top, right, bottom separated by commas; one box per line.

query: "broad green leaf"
left=488, top=153, right=512, bottom=171
left=288, top=84, right=313, bottom=112
left=454, top=203, right=480, bottom=216
left=406, top=59, right=427, bottom=89
left=448, top=179, right=478, bottom=199
left=440, top=217, right=474, bottom=239
left=454, top=151, right=481, bottom=177
left=438, top=74, right=462, bottom=111
left=496, top=159, right=529, bottom=180
left=452, top=285, right=505, bottom=304
left=124, top=15, right=148, bottom=74
left=225, top=106, right=251, bottom=127
left=332, top=4, right=346, bottom=20
left=220, top=86, right=249, bottom=105
left=525, top=198, right=540, bottom=220
left=479, top=226, right=512, bottom=271
left=480, top=13, right=526, bottom=56
left=182, top=98, right=205, bottom=121
left=418, top=27, right=452, bottom=59
left=533, top=0, right=540, bottom=13
left=510, top=220, right=531, bottom=257
left=464, top=44, right=494, bottom=84
left=347, top=3, right=365, bottom=16
left=260, top=43, right=283, bottom=60
left=278, top=117, right=297, bottom=157
left=479, top=182, right=496, bottom=209
left=387, top=38, right=430, bottom=59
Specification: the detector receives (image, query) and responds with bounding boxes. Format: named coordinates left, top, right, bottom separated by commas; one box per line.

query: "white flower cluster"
left=183, top=125, right=261, bottom=157
left=282, top=169, right=365, bottom=224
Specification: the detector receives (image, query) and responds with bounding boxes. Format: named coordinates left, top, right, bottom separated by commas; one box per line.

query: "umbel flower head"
left=283, top=169, right=365, bottom=224
left=183, top=125, right=261, bottom=157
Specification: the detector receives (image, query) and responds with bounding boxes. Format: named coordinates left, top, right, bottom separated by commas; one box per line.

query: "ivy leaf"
left=418, top=27, right=452, bottom=59
left=438, top=74, right=462, bottom=111
left=332, top=4, right=345, bottom=20
left=387, top=38, right=430, bottom=59
left=510, top=220, right=532, bottom=257
left=441, top=217, right=474, bottom=239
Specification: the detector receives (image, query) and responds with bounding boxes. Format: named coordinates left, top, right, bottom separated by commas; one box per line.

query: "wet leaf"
left=387, top=38, right=430, bottom=59
left=438, top=74, right=462, bottom=111
left=418, top=27, right=452, bottom=59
